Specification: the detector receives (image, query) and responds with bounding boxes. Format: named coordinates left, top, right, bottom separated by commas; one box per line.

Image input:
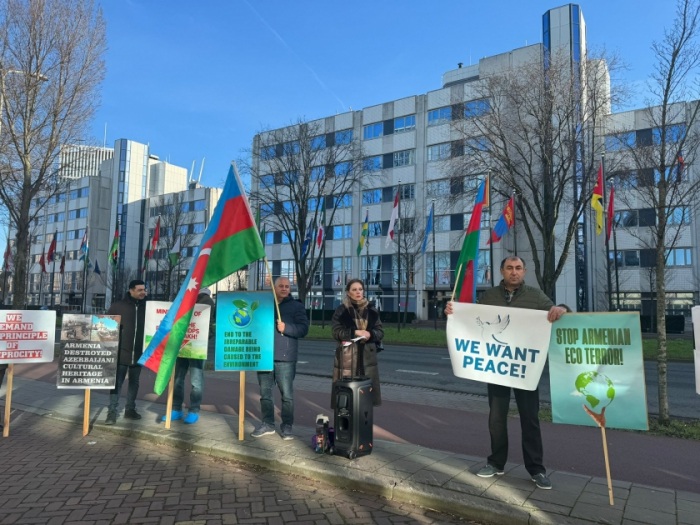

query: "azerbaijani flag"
left=592, top=161, right=604, bottom=235
left=139, top=163, right=266, bottom=394
left=487, top=196, right=515, bottom=244
left=109, top=225, right=119, bottom=269
left=453, top=177, right=488, bottom=303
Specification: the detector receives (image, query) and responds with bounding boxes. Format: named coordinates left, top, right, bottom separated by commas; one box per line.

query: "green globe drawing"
left=231, top=308, right=252, bottom=328
left=228, top=299, right=260, bottom=330
left=575, top=371, right=615, bottom=410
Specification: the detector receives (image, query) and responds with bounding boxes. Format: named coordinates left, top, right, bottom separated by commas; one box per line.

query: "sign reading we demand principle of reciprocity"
left=0, top=310, right=56, bottom=363
left=446, top=302, right=552, bottom=390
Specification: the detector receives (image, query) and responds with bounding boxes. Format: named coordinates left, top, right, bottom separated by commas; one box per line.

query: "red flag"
left=39, top=249, right=47, bottom=273
left=150, top=216, right=161, bottom=259
left=3, top=241, right=12, bottom=271
left=606, top=184, right=615, bottom=245
left=60, top=255, right=65, bottom=275
left=47, top=231, right=57, bottom=263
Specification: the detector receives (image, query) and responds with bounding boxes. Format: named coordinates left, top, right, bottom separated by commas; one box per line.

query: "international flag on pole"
left=142, top=243, right=150, bottom=274
left=150, top=216, right=161, bottom=259
left=139, top=163, right=266, bottom=395
left=677, top=151, right=685, bottom=180
left=385, top=189, right=399, bottom=248
left=487, top=196, right=515, bottom=244
left=606, top=184, right=615, bottom=246
left=59, top=254, right=65, bottom=275
left=39, top=248, right=47, bottom=273
left=421, top=203, right=434, bottom=254
left=357, top=209, right=369, bottom=256
left=94, top=260, right=102, bottom=276
left=79, top=228, right=90, bottom=268
left=169, top=237, right=181, bottom=267
left=47, top=231, right=57, bottom=264
left=301, top=220, right=314, bottom=259
left=4, top=240, right=13, bottom=272
left=316, top=198, right=325, bottom=249
left=109, top=225, right=119, bottom=269
left=592, top=161, right=604, bottom=235
left=453, top=177, right=488, bottom=303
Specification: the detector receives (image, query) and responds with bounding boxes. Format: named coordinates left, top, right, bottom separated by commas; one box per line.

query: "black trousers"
left=487, top=383, right=545, bottom=476
left=0, top=364, right=6, bottom=390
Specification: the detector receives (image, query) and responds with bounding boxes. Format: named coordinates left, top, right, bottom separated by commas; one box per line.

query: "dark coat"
left=479, top=280, right=570, bottom=312
left=107, top=293, right=147, bottom=366
left=274, top=295, right=309, bottom=361
left=196, top=292, right=216, bottom=339
left=330, top=303, right=384, bottom=407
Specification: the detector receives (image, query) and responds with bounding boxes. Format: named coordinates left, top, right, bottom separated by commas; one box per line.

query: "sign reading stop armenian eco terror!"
left=0, top=310, right=56, bottom=363
left=548, top=312, right=648, bottom=431
left=144, top=301, right=211, bottom=360
left=215, top=291, right=273, bottom=371
left=57, top=314, right=121, bottom=389
left=446, top=302, right=552, bottom=390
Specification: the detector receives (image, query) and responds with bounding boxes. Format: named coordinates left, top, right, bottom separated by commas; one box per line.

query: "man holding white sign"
left=445, top=256, right=568, bottom=490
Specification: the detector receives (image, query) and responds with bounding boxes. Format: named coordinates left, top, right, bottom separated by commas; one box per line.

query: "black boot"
left=123, top=409, right=141, bottom=420
left=105, top=411, right=117, bottom=425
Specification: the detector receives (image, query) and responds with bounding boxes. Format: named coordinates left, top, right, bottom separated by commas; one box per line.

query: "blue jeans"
left=257, top=361, right=296, bottom=427
left=109, top=365, right=141, bottom=413
left=173, top=358, right=205, bottom=413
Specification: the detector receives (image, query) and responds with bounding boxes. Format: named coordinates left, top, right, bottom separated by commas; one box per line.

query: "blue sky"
left=95, top=0, right=674, bottom=188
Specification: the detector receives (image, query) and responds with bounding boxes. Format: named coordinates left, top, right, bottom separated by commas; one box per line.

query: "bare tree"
left=241, top=118, right=364, bottom=303
left=150, top=193, right=197, bottom=300
left=608, top=0, right=700, bottom=424
left=0, top=0, right=106, bottom=308
left=448, top=47, right=627, bottom=300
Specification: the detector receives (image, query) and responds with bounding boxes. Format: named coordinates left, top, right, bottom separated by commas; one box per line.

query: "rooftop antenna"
left=103, top=123, right=107, bottom=148
left=197, top=157, right=205, bottom=184
left=189, top=160, right=196, bottom=183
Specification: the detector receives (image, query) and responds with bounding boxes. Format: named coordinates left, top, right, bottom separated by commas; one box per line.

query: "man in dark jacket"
left=445, top=256, right=568, bottom=490
left=252, top=277, right=309, bottom=440
left=105, top=279, right=147, bottom=424
left=163, top=288, right=215, bottom=425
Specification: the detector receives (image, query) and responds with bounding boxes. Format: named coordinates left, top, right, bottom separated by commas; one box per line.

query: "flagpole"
left=488, top=170, right=494, bottom=288
left=82, top=256, right=88, bottom=313
left=49, top=232, right=56, bottom=308
left=613, top=208, right=621, bottom=310
left=364, top=209, right=369, bottom=290
left=397, top=181, right=401, bottom=332
left=513, top=189, right=518, bottom=257
left=431, top=200, right=437, bottom=331
left=602, top=155, right=613, bottom=312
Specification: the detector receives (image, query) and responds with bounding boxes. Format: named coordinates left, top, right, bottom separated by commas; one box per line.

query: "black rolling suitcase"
left=332, top=342, right=373, bottom=459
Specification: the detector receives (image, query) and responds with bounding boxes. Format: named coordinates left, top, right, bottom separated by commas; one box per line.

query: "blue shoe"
left=161, top=410, right=183, bottom=422
left=184, top=413, right=199, bottom=424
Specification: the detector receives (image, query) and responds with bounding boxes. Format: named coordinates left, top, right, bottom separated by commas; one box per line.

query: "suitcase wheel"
left=347, top=451, right=356, bottom=460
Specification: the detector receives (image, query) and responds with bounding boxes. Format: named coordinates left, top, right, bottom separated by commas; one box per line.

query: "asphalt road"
left=297, top=340, right=700, bottom=419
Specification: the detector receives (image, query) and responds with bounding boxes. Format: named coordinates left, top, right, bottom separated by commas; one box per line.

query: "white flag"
left=385, top=189, right=399, bottom=248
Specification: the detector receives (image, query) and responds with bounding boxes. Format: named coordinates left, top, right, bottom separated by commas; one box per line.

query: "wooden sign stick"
left=165, top=368, right=176, bottom=430
left=2, top=364, right=14, bottom=438
left=239, top=371, right=245, bottom=440
left=451, top=264, right=464, bottom=302
left=601, top=427, right=614, bottom=505
left=83, top=389, right=91, bottom=436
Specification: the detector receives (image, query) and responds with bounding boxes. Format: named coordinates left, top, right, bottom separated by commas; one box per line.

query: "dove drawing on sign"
left=477, top=315, right=510, bottom=344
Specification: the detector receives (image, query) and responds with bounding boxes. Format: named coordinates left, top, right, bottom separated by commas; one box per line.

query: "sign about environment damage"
left=548, top=313, right=648, bottom=431
left=215, top=291, right=274, bottom=372
left=0, top=310, right=56, bottom=364
left=691, top=307, right=700, bottom=395
left=144, top=301, right=211, bottom=360
left=446, top=302, right=552, bottom=390
left=57, top=314, right=120, bottom=389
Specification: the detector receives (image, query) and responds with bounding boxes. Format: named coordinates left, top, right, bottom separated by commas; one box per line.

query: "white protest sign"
left=0, top=310, right=56, bottom=363
left=144, top=301, right=211, bottom=359
left=695, top=350, right=700, bottom=396
left=446, top=302, right=552, bottom=390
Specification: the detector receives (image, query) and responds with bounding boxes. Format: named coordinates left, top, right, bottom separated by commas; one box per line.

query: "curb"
left=40, top=410, right=559, bottom=525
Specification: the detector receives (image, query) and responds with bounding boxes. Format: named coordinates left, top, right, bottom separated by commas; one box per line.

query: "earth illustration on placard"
left=575, top=371, right=616, bottom=410
left=229, top=299, right=259, bottom=330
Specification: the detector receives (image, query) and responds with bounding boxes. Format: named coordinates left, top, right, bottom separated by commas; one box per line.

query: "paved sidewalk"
left=3, top=377, right=699, bottom=525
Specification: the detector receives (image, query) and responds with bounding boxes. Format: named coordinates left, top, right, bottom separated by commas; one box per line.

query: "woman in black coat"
left=331, top=279, right=384, bottom=407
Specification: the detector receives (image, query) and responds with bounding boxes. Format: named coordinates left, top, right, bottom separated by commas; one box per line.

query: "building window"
left=335, top=129, right=353, bottom=145
left=667, top=206, right=691, bottom=225
left=310, top=166, right=325, bottom=180
left=334, top=194, right=352, bottom=208
left=281, top=231, right=295, bottom=244
left=310, top=136, right=326, bottom=150
left=361, top=255, right=382, bottom=285
left=399, top=184, right=415, bottom=200
left=464, top=99, right=490, bottom=118
left=368, top=222, right=383, bottom=237
left=363, top=122, right=383, bottom=140
left=332, top=225, right=352, bottom=239
left=653, top=124, right=685, bottom=144
left=666, top=247, right=692, bottom=266
left=362, top=190, right=382, bottom=204
left=428, top=107, right=452, bottom=126
left=434, top=215, right=451, bottom=232
left=427, top=180, right=451, bottom=197
left=426, top=252, right=452, bottom=285
left=282, top=142, right=300, bottom=155
left=194, top=200, right=206, bottom=211
left=70, top=187, right=89, bottom=199
left=331, top=257, right=352, bottom=286
left=265, top=232, right=275, bottom=245
left=280, top=260, right=296, bottom=284
left=398, top=217, right=415, bottom=234
left=335, top=162, right=353, bottom=177
left=615, top=210, right=638, bottom=228
left=428, top=143, right=451, bottom=162
left=465, top=137, right=490, bottom=154
left=393, top=150, right=415, bottom=167
left=261, top=146, right=276, bottom=160
left=394, top=115, right=415, bottom=133
left=363, top=156, right=382, bottom=172
left=605, top=133, right=635, bottom=151
left=68, top=208, right=88, bottom=219
left=464, top=212, right=489, bottom=229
